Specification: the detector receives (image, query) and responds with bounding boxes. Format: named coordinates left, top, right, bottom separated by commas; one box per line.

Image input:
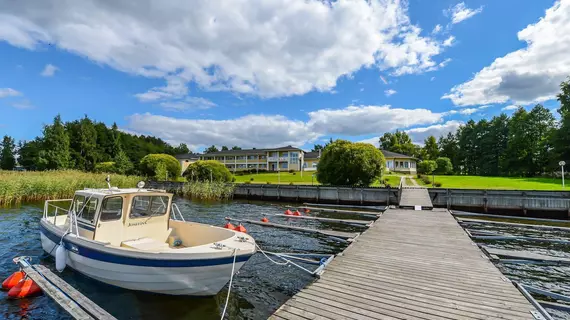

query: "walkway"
left=270, top=208, right=541, bottom=320
left=399, top=185, right=433, bottom=210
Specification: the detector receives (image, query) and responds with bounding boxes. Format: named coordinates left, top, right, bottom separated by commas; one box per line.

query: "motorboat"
left=40, top=180, right=256, bottom=296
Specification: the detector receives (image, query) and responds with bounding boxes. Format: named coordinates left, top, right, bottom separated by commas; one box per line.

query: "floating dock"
left=299, top=206, right=380, bottom=218
left=273, top=214, right=373, bottom=226
left=271, top=208, right=544, bottom=320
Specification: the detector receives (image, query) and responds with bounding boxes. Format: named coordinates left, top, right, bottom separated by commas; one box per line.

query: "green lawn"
left=233, top=172, right=400, bottom=186
left=416, top=175, right=566, bottom=190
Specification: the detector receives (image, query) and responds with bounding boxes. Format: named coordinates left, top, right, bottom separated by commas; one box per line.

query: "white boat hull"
left=41, top=223, right=253, bottom=296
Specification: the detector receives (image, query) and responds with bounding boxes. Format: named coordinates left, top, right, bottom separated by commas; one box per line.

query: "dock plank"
left=272, top=208, right=541, bottom=319
left=399, top=187, right=433, bottom=209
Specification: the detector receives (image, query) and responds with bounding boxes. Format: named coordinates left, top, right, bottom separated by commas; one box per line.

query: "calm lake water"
left=2, top=201, right=570, bottom=319
left=0, top=198, right=355, bottom=320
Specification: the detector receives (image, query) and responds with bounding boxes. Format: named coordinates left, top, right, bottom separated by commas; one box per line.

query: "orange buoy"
left=2, top=271, right=25, bottom=290
left=261, top=217, right=269, bottom=223
left=303, top=208, right=311, bottom=213
left=224, top=222, right=236, bottom=230
left=235, top=224, right=247, bottom=233
left=293, top=210, right=302, bottom=216
left=7, top=279, right=42, bottom=299
left=284, top=209, right=293, bottom=215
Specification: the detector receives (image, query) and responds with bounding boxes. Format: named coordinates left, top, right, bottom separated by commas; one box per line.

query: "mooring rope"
left=220, top=248, right=238, bottom=320
left=254, top=243, right=315, bottom=275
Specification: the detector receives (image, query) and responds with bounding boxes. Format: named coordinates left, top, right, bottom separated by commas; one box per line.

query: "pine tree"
left=114, top=149, right=133, bottom=174
left=0, top=135, right=16, bottom=170
left=40, top=114, right=72, bottom=170
left=422, top=136, right=439, bottom=160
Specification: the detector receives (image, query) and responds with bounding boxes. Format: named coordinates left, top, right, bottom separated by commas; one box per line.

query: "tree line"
left=378, top=79, right=570, bottom=177
left=0, top=115, right=190, bottom=174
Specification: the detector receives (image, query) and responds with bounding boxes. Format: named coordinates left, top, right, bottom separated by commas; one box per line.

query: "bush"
left=316, top=140, right=385, bottom=186
left=418, top=160, right=437, bottom=175
left=435, top=157, right=453, bottom=175
left=266, top=181, right=271, bottom=184
left=288, top=169, right=294, bottom=173
left=289, top=182, right=294, bottom=185
left=140, top=154, right=181, bottom=180
left=250, top=177, right=254, bottom=181
left=421, top=176, right=431, bottom=185
left=183, top=160, right=232, bottom=182
left=94, top=161, right=116, bottom=173
left=434, top=182, right=442, bottom=187
left=244, top=181, right=251, bottom=184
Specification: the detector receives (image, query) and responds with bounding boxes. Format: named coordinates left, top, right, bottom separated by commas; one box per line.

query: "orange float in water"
left=284, top=209, right=293, bottom=215
left=303, top=208, right=311, bottom=213
left=293, top=210, right=302, bottom=216
left=235, top=224, right=247, bottom=233
left=223, top=222, right=236, bottom=230
left=261, top=217, right=269, bottom=223
left=2, top=271, right=25, bottom=290
left=7, top=279, right=42, bottom=299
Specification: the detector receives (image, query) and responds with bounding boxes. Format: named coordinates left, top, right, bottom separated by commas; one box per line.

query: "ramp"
left=399, top=186, right=433, bottom=209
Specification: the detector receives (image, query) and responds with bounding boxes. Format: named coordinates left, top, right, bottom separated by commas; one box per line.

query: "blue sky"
left=0, top=0, right=566, bottom=151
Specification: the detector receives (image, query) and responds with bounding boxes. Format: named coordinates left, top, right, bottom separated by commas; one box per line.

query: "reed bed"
left=180, top=181, right=235, bottom=201
left=0, top=170, right=141, bottom=206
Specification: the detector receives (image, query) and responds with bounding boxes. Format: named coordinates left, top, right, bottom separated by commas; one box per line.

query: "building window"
left=247, top=155, right=257, bottom=160
left=280, top=163, right=288, bottom=169
left=260, top=155, right=267, bottom=160
left=281, top=152, right=289, bottom=157
left=386, top=160, right=393, bottom=169
left=312, top=163, right=318, bottom=168
left=303, top=162, right=307, bottom=168
left=290, top=152, right=299, bottom=164
left=270, top=152, right=278, bottom=157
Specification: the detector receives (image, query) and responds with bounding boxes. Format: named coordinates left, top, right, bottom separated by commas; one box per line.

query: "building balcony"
left=268, top=157, right=288, bottom=161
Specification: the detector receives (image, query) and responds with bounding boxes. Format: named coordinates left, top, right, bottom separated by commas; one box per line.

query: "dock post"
left=483, top=190, right=488, bottom=213
left=522, top=191, right=527, bottom=216
left=446, top=189, right=451, bottom=209
left=386, top=186, right=390, bottom=206
left=360, top=188, right=363, bottom=205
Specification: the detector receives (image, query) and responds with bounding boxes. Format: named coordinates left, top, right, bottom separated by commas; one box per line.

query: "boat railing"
left=171, top=203, right=186, bottom=222
left=43, top=199, right=73, bottom=225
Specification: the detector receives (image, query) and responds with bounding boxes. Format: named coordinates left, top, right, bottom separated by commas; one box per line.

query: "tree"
left=94, top=162, right=116, bottom=173
left=422, top=136, right=439, bottom=160
left=0, top=135, right=16, bottom=170
left=140, top=154, right=181, bottom=180
left=311, top=144, right=324, bottom=152
left=556, top=78, right=570, bottom=164
left=204, top=145, right=219, bottom=153
left=438, top=132, right=458, bottom=173
left=379, top=130, right=417, bottom=156
left=17, top=139, right=42, bottom=170
left=418, top=160, right=437, bottom=175
left=183, top=160, right=233, bottom=182
left=39, top=114, right=72, bottom=170
left=435, top=157, right=453, bottom=175
left=231, top=146, right=242, bottom=150
left=173, top=143, right=190, bottom=155
left=221, top=146, right=229, bottom=151
left=114, top=149, right=134, bottom=174
left=316, top=140, right=385, bottom=186
left=67, top=116, right=98, bottom=171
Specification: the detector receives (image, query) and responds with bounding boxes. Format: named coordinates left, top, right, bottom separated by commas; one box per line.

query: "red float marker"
left=2, top=271, right=25, bottom=291
left=7, top=279, right=42, bottom=299
left=235, top=224, right=247, bottom=233
left=293, top=210, right=302, bottom=216
left=284, top=209, right=293, bottom=215
left=223, top=222, right=236, bottom=230
left=261, top=217, right=269, bottom=223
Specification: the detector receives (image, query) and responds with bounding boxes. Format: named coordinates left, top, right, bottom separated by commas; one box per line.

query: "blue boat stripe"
left=40, top=224, right=252, bottom=268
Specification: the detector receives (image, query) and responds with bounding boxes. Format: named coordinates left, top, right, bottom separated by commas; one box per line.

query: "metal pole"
left=278, top=166, right=280, bottom=184
left=563, top=165, right=565, bottom=189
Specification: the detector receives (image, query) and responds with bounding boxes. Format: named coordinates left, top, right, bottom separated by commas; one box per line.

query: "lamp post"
left=312, top=173, right=316, bottom=186
left=560, top=161, right=566, bottom=189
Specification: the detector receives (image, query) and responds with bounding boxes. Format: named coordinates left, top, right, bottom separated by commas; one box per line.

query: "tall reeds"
left=180, top=181, right=235, bottom=201
left=0, top=170, right=141, bottom=207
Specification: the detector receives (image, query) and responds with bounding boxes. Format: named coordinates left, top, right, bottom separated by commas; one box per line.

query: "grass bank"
left=233, top=172, right=400, bottom=187
left=0, top=170, right=141, bottom=206
left=416, top=175, right=566, bottom=190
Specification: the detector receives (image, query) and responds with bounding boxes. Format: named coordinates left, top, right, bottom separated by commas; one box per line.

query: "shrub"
left=418, top=160, right=437, bottom=175
left=435, top=157, right=453, bottom=175
left=289, top=182, right=294, bottom=185
left=288, top=169, right=295, bottom=173
left=250, top=177, right=254, bottom=181
left=94, top=161, right=116, bottom=173
left=183, top=160, right=232, bottom=182
left=140, top=154, right=181, bottom=180
left=266, top=181, right=271, bottom=184
left=244, top=181, right=251, bottom=184
left=434, top=182, right=442, bottom=187
left=316, top=140, right=385, bottom=186
left=421, top=176, right=431, bottom=185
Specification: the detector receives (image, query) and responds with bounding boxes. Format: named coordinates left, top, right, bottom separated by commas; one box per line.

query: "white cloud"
left=307, top=105, right=445, bottom=136
left=501, top=105, right=519, bottom=111
left=443, top=1, right=570, bottom=106
left=430, top=76, right=436, bottom=81
left=126, top=113, right=319, bottom=149
left=384, top=89, right=397, bottom=97
left=160, top=97, right=216, bottom=111
left=406, top=120, right=463, bottom=144
left=432, top=24, right=442, bottom=34
left=11, top=99, right=33, bottom=109
left=458, top=108, right=478, bottom=115
left=126, top=103, right=451, bottom=149
left=444, top=104, right=489, bottom=116
left=442, top=35, right=455, bottom=47
left=0, top=88, right=22, bottom=98
left=40, top=64, right=58, bottom=77
left=446, top=2, right=483, bottom=25
left=0, top=0, right=450, bottom=99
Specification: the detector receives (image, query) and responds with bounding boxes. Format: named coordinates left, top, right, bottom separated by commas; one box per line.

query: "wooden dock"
left=271, top=208, right=543, bottom=320
left=399, top=187, right=433, bottom=210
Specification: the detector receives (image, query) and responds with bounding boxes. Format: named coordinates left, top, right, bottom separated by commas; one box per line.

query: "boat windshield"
left=130, top=196, right=169, bottom=218
left=73, top=195, right=99, bottom=223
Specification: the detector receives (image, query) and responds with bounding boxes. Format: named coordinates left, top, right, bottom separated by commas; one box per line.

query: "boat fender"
left=319, top=257, right=328, bottom=265
left=303, top=208, right=311, bottom=213
left=293, top=210, right=302, bottom=216
left=2, top=271, right=25, bottom=290
left=55, top=244, right=67, bottom=272
left=224, top=222, right=236, bottom=230
left=284, top=209, right=293, bottom=215
left=173, top=239, right=183, bottom=247
left=7, top=279, right=42, bottom=298
left=261, top=217, right=269, bottom=223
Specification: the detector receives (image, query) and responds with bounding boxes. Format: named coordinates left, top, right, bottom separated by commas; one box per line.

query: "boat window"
left=100, top=197, right=123, bottom=222
left=130, top=196, right=169, bottom=218
left=74, top=196, right=98, bottom=223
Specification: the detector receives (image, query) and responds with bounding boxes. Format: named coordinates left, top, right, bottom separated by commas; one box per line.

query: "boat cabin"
left=66, top=188, right=174, bottom=247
